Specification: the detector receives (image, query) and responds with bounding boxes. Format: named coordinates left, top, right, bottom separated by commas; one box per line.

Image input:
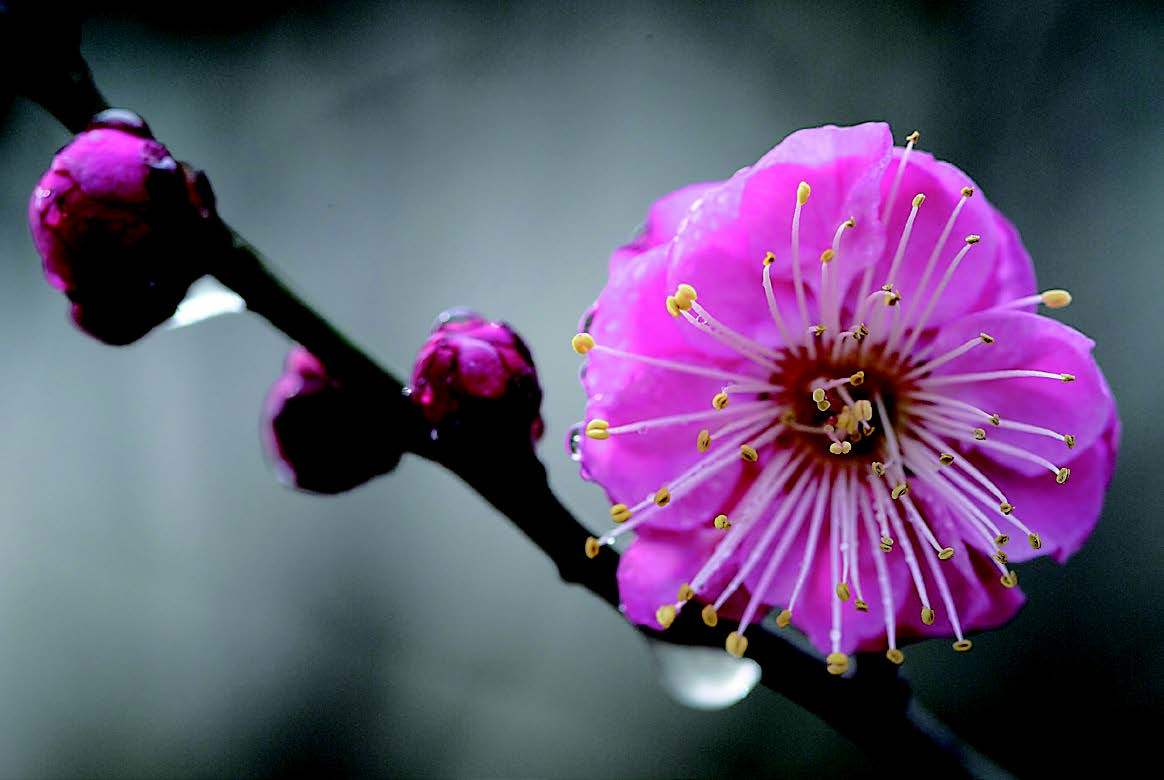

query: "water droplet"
left=164, top=277, right=245, bottom=330
left=433, top=307, right=481, bottom=331
left=566, top=423, right=584, bottom=461
left=649, top=639, right=761, bottom=710
left=577, top=304, right=598, bottom=334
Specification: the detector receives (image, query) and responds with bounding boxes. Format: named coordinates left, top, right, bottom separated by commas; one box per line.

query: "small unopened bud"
left=28, top=117, right=220, bottom=344
left=263, top=347, right=402, bottom=494
left=410, top=309, right=544, bottom=445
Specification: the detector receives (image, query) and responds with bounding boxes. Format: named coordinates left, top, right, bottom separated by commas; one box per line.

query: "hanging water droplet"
left=649, top=639, right=761, bottom=710
left=566, top=423, right=584, bottom=462
left=164, top=277, right=245, bottom=329
left=577, top=304, right=598, bottom=334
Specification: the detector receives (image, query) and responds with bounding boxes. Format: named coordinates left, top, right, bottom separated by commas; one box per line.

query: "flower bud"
left=262, top=347, right=402, bottom=494
left=410, top=309, right=543, bottom=445
left=28, top=114, right=220, bottom=344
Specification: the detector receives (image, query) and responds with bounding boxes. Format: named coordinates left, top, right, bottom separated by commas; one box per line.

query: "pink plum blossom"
left=572, top=123, right=1118, bottom=671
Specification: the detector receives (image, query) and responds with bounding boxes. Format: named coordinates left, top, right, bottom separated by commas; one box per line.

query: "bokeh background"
left=1, top=1, right=1160, bottom=776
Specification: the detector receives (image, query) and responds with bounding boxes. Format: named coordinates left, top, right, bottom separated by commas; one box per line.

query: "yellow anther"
left=973, top=427, right=987, bottom=440
left=921, top=607, right=936, bottom=626
left=891, top=482, right=909, bottom=500
left=713, top=514, right=731, bottom=530
left=675, top=283, right=697, bottom=305
left=953, top=639, right=973, bottom=653
left=938, top=547, right=955, bottom=561
left=811, top=387, right=827, bottom=403
left=849, top=371, right=866, bottom=387
left=571, top=333, right=595, bottom=354
left=988, top=414, right=1001, bottom=426
left=1060, top=373, right=1076, bottom=383
left=797, top=181, right=811, bottom=205
left=979, top=332, right=995, bottom=344
left=826, top=652, right=850, bottom=676
left=856, top=400, right=873, bottom=421
left=835, top=582, right=851, bottom=601
left=879, top=536, right=894, bottom=553
left=712, top=391, right=730, bottom=410
left=585, top=419, right=610, bottom=440
left=911, top=193, right=926, bottom=208
left=725, top=631, right=749, bottom=657
left=938, top=453, right=955, bottom=466
left=776, top=609, right=792, bottom=628
left=1056, top=467, right=1071, bottom=484
left=677, top=583, right=695, bottom=602
left=854, top=599, right=868, bottom=612
left=965, top=234, right=981, bottom=245
left=820, top=248, right=836, bottom=263
left=696, top=429, right=712, bottom=453
left=780, top=409, right=797, bottom=424
left=886, top=648, right=905, bottom=665
left=1000, top=570, right=1018, bottom=588
left=585, top=536, right=601, bottom=559
left=1064, top=434, right=1076, bottom=449
left=906, top=130, right=920, bottom=144
left=999, top=502, right=1014, bottom=516
left=852, top=323, right=869, bottom=341
left=610, top=503, right=632, bottom=524
left=1028, top=532, right=1043, bottom=550
left=993, top=549, right=1008, bottom=565
left=654, top=487, right=671, bottom=507
left=960, top=186, right=974, bottom=198
left=844, top=216, right=857, bottom=229
left=701, top=604, right=718, bottom=627
left=665, top=295, right=681, bottom=317
left=810, top=324, right=827, bottom=337
left=995, top=533, right=1010, bottom=546
left=829, top=442, right=844, bottom=456
left=816, top=399, right=831, bottom=412
left=1041, top=289, right=1072, bottom=308
left=656, top=604, right=676, bottom=629
left=871, top=461, right=886, bottom=477
left=674, top=295, right=694, bottom=312
left=763, top=251, right=777, bottom=267
left=740, top=444, right=759, bottom=463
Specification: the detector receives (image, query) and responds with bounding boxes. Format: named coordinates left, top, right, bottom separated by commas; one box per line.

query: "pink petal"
left=666, top=123, right=893, bottom=352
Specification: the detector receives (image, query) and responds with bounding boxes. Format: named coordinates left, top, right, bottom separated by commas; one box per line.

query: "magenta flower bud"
left=410, top=309, right=544, bottom=445
left=28, top=115, right=219, bottom=345
left=262, top=347, right=403, bottom=494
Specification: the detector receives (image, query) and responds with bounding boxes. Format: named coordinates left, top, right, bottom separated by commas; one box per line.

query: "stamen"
left=993, top=289, right=1073, bottom=311
left=821, top=218, right=855, bottom=335
left=871, top=476, right=933, bottom=617
left=884, top=186, right=973, bottom=354
left=920, top=421, right=1067, bottom=481
left=897, top=235, right=981, bottom=359
left=681, top=304, right=780, bottom=370
left=919, top=369, right=1077, bottom=388
left=791, top=181, right=815, bottom=357
left=725, top=471, right=818, bottom=633
left=909, top=426, right=1011, bottom=507
left=762, top=255, right=796, bottom=347
left=859, top=488, right=899, bottom=654
left=588, top=344, right=760, bottom=384
left=919, top=536, right=966, bottom=643
left=786, top=468, right=833, bottom=614
left=881, top=130, right=920, bottom=223
left=902, top=333, right=995, bottom=381
left=600, top=400, right=776, bottom=437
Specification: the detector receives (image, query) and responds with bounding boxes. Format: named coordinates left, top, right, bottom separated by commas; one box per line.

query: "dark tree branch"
left=4, top=10, right=1009, bottom=776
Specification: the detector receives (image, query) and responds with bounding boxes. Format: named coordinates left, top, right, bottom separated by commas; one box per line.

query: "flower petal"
left=617, top=528, right=747, bottom=627
left=611, top=181, right=721, bottom=271
left=667, top=123, right=893, bottom=351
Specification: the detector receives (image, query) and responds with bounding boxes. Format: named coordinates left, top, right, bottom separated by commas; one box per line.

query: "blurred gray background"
left=1, top=1, right=1160, bottom=776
